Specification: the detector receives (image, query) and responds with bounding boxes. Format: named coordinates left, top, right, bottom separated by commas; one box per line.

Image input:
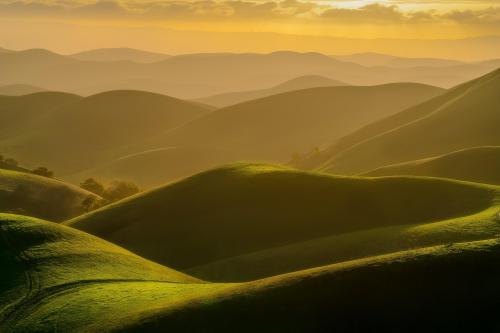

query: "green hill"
left=1, top=90, right=207, bottom=174
left=188, top=187, right=500, bottom=281
left=196, top=75, right=346, bottom=107
left=363, top=146, right=500, bottom=185
left=0, top=214, right=200, bottom=331
left=6, top=214, right=500, bottom=331
left=66, top=164, right=495, bottom=270
left=150, top=83, right=444, bottom=163
left=0, top=169, right=101, bottom=221
left=0, top=84, right=46, bottom=96
left=319, top=68, right=500, bottom=175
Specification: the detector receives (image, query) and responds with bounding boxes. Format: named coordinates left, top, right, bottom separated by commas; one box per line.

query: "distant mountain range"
left=1, top=47, right=499, bottom=99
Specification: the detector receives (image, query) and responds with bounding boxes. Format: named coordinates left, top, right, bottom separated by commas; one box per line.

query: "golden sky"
left=1, top=0, right=499, bottom=57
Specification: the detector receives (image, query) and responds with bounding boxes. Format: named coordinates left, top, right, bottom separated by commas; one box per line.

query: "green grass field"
left=5, top=213, right=500, bottom=332
left=67, top=163, right=498, bottom=271
left=0, top=168, right=101, bottom=221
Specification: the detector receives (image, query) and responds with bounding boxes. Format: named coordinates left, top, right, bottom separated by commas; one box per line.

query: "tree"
left=32, top=167, right=54, bottom=178
left=81, top=195, right=104, bottom=212
left=80, top=178, right=105, bottom=196
left=103, top=180, right=140, bottom=202
left=291, top=152, right=302, bottom=163
left=4, top=158, right=18, bottom=167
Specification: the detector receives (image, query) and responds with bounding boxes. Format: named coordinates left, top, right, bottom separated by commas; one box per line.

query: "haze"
left=2, top=0, right=500, bottom=59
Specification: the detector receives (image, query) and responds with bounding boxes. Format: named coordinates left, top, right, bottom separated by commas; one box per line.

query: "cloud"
left=444, top=6, right=500, bottom=23
left=320, top=3, right=407, bottom=23
left=0, top=0, right=499, bottom=26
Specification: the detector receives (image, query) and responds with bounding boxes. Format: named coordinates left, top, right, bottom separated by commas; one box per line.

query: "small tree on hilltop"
left=103, top=180, right=140, bottom=202
left=80, top=178, right=105, bottom=196
left=4, top=158, right=18, bottom=167
left=32, top=167, right=54, bottom=178
left=81, top=195, right=105, bottom=212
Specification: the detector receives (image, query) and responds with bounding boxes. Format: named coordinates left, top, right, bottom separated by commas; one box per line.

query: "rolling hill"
left=6, top=214, right=500, bottom=331
left=67, top=146, right=241, bottom=188
left=363, top=146, right=500, bottom=185
left=0, top=169, right=101, bottom=221
left=70, top=48, right=170, bottom=63
left=319, top=67, right=500, bottom=175
left=196, top=75, right=346, bottom=107
left=0, top=90, right=207, bottom=175
left=66, top=164, right=495, bottom=270
left=149, top=83, right=444, bottom=163
left=0, top=92, right=81, bottom=140
left=332, top=53, right=465, bottom=68
left=2, top=49, right=499, bottom=99
left=188, top=184, right=500, bottom=281
left=0, top=84, right=46, bottom=96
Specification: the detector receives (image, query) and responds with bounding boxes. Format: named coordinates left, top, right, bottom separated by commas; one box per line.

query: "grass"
left=151, top=83, right=443, bottom=164
left=188, top=203, right=500, bottom=281
left=363, top=146, right=500, bottom=185
left=66, top=146, right=240, bottom=188
left=320, top=68, right=500, bottom=175
left=5, top=214, right=500, bottom=331
left=0, top=90, right=207, bottom=175
left=0, top=214, right=201, bottom=330
left=66, top=163, right=497, bottom=270
left=0, top=168, right=101, bottom=221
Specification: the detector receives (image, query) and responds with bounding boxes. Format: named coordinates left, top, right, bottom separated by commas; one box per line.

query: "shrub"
left=80, top=178, right=105, bottom=196
left=32, top=167, right=54, bottom=178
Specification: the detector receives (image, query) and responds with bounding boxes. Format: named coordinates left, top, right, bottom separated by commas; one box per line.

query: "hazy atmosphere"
left=1, top=0, right=500, bottom=332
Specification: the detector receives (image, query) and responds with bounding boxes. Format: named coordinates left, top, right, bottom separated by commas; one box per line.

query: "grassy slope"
left=6, top=214, right=500, bottom=331
left=196, top=75, right=346, bottom=108
left=363, top=146, right=500, bottom=185
left=0, top=168, right=101, bottom=221
left=67, top=146, right=241, bottom=188
left=293, top=70, right=483, bottom=170
left=150, top=83, right=444, bottom=162
left=1, top=90, right=207, bottom=174
left=66, top=164, right=495, bottom=270
left=0, top=214, right=201, bottom=332
left=188, top=195, right=500, bottom=281
left=320, top=68, right=500, bottom=175
left=0, top=92, right=81, bottom=141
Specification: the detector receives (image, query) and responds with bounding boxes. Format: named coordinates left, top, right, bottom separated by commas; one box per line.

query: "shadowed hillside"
left=0, top=169, right=101, bottom=221
left=150, top=83, right=444, bottom=163
left=196, top=75, right=346, bottom=107
left=0, top=90, right=207, bottom=174
left=316, top=67, right=500, bottom=174
left=188, top=187, right=500, bottom=281
left=66, top=164, right=495, bottom=270
left=6, top=214, right=500, bottom=331
left=363, top=146, right=500, bottom=185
